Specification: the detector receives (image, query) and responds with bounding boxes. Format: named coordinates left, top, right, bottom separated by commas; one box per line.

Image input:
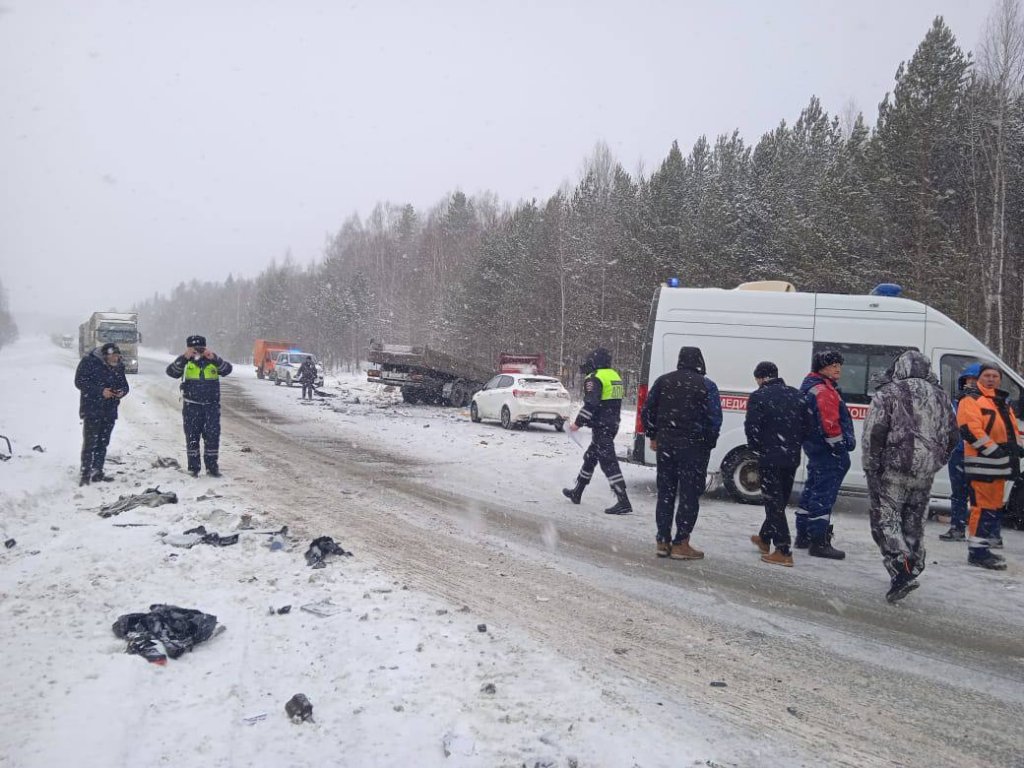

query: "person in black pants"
left=166, top=335, right=233, bottom=477
left=298, top=356, right=317, bottom=400
left=74, top=342, right=129, bottom=485
left=744, top=361, right=811, bottom=566
left=641, top=346, right=722, bottom=560
left=562, top=348, right=632, bottom=514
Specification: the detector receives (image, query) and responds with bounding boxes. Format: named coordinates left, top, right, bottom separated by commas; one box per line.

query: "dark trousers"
left=655, top=445, right=710, bottom=543
left=81, top=417, right=115, bottom=478
left=576, top=428, right=624, bottom=493
left=759, top=463, right=796, bottom=550
left=183, top=403, right=221, bottom=473
left=868, top=475, right=931, bottom=579
left=301, top=383, right=314, bottom=399
left=947, top=445, right=968, bottom=530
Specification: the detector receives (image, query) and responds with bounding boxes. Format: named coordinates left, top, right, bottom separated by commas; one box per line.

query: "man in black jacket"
left=166, top=335, right=233, bottom=477
left=562, top=347, right=632, bottom=515
left=74, top=342, right=129, bottom=485
left=745, top=361, right=810, bottom=567
left=641, top=346, right=722, bottom=560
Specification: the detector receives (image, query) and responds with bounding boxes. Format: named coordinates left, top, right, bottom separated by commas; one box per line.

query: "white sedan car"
left=470, top=374, right=572, bottom=431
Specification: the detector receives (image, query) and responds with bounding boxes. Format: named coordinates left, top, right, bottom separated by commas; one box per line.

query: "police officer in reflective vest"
left=563, top=347, right=632, bottom=515
left=166, top=335, right=233, bottom=477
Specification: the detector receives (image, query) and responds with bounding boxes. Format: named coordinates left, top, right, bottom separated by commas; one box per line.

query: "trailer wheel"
left=470, top=402, right=481, bottom=423
left=401, top=387, right=420, bottom=405
left=553, top=418, right=565, bottom=432
left=274, top=375, right=281, bottom=386
left=500, top=406, right=513, bottom=430
left=721, top=448, right=763, bottom=505
left=257, top=368, right=264, bottom=380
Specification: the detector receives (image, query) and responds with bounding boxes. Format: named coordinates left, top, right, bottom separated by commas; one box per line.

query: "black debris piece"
left=96, top=487, right=178, bottom=518
left=710, top=681, right=727, bottom=688
left=285, top=693, right=314, bottom=722
left=4, top=538, right=15, bottom=549
left=480, top=683, right=497, bottom=694
left=151, top=457, right=181, bottom=469
left=304, top=536, right=353, bottom=568
left=112, top=604, right=219, bottom=664
left=0, top=434, right=11, bottom=461
left=112, top=523, right=157, bottom=528
left=240, top=446, right=253, bottom=453
left=277, top=605, right=291, bottom=615
left=31, top=445, right=45, bottom=453
left=477, top=624, right=487, bottom=633
left=182, top=525, right=239, bottom=547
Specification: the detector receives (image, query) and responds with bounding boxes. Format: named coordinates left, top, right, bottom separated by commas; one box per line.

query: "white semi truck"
left=79, top=311, right=140, bottom=373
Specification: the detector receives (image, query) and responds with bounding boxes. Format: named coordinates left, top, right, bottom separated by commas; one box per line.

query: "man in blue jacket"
left=939, top=363, right=980, bottom=542
left=166, top=335, right=233, bottom=477
left=795, top=350, right=855, bottom=559
left=745, top=361, right=810, bottom=566
left=641, top=346, right=722, bottom=560
left=74, top=342, right=129, bottom=485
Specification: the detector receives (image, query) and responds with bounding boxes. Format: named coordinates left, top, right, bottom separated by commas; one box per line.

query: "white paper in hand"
left=568, top=426, right=590, bottom=450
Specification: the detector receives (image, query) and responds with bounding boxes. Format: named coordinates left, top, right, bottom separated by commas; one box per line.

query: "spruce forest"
left=137, top=11, right=1024, bottom=386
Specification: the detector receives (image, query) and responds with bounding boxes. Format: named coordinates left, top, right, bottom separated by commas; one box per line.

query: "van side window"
left=812, top=343, right=916, bottom=405
left=940, top=354, right=1022, bottom=407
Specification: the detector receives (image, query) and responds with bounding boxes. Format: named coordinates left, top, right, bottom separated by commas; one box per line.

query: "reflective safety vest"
left=594, top=368, right=624, bottom=401
left=184, top=360, right=220, bottom=381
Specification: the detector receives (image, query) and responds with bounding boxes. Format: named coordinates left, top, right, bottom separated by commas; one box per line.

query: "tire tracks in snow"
left=219, top=381, right=1024, bottom=768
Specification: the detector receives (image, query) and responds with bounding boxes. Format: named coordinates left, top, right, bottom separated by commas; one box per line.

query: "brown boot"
left=761, top=549, right=794, bottom=567
left=750, top=534, right=770, bottom=554
left=670, top=540, right=704, bottom=560
left=656, top=541, right=670, bottom=558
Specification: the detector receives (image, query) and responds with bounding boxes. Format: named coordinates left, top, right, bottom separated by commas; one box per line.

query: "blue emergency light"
left=666, top=277, right=680, bottom=288
left=289, top=349, right=302, bottom=354
left=869, top=283, right=903, bottom=297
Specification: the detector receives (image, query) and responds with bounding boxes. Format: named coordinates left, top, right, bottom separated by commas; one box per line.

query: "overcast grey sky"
left=0, top=0, right=992, bottom=327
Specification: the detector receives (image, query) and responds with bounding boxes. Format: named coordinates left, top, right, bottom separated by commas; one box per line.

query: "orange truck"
left=253, top=339, right=295, bottom=380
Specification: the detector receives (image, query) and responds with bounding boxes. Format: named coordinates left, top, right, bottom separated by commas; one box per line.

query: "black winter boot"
left=79, top=473, right=91, bottom=487
left=562, top=480, right=587, bottom=505
left=604, top=487, right=632, bottom=515
left=793, top=533, right=810, bottom=549
left=808, top=526, right=845, bottom=560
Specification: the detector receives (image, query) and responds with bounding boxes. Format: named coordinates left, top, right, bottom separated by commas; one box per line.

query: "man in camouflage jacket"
left=862, top=350, right=959, bottom=603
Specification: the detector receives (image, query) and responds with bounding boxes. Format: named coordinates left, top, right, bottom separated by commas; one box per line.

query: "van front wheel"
left=721, top=449, right=763, bottom=505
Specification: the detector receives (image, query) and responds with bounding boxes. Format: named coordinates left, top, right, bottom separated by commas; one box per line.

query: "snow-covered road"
left=2, top=339, right=1023, bottom=768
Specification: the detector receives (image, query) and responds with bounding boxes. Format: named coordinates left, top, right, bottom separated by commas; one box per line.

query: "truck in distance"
left=79, top=312, right=140, bottom=373
left=253, top=339, right=295, bottom=380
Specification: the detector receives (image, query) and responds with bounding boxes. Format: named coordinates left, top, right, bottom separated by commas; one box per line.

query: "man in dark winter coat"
left=74, top=342, right=129, bottom=485
left=166, top=335, right=233, bottom=477
left=863, top=351, right=959, bottom=602
left=745, top=361, right=810, bottom=567
left=641, top=346, right=722, bottom=560
left=298, top=356, right=317, bottom=400
left=939, top=363, right=980, bottom=542
left=562, top=347, right=632, bottom=515
left=795, top=350, right=855, bottom=559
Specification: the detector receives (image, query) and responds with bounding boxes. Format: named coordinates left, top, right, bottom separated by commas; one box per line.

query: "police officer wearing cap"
left=74, top=342, right=130, bottom=485
left=562, top=347, right=632, bottom=515
left=166, top=335, right=233, bottom=477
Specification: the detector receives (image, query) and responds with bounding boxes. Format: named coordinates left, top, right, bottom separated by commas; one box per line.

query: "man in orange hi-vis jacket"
left=957, top=362, right=1020, bottom=571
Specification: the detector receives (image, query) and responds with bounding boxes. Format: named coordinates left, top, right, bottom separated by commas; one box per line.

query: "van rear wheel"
left=721, top=449, right=763, bottom=504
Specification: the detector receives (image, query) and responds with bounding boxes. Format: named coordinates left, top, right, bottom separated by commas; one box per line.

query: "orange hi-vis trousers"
left=967, top=478, right=1004, bottom=552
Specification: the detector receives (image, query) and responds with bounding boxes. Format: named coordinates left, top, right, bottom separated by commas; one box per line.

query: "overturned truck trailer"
left=366, top=343, right=493, bottom=407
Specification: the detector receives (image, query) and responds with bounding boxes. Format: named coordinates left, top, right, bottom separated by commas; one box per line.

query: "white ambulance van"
left=629, top=281, right=1024, bottom=504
